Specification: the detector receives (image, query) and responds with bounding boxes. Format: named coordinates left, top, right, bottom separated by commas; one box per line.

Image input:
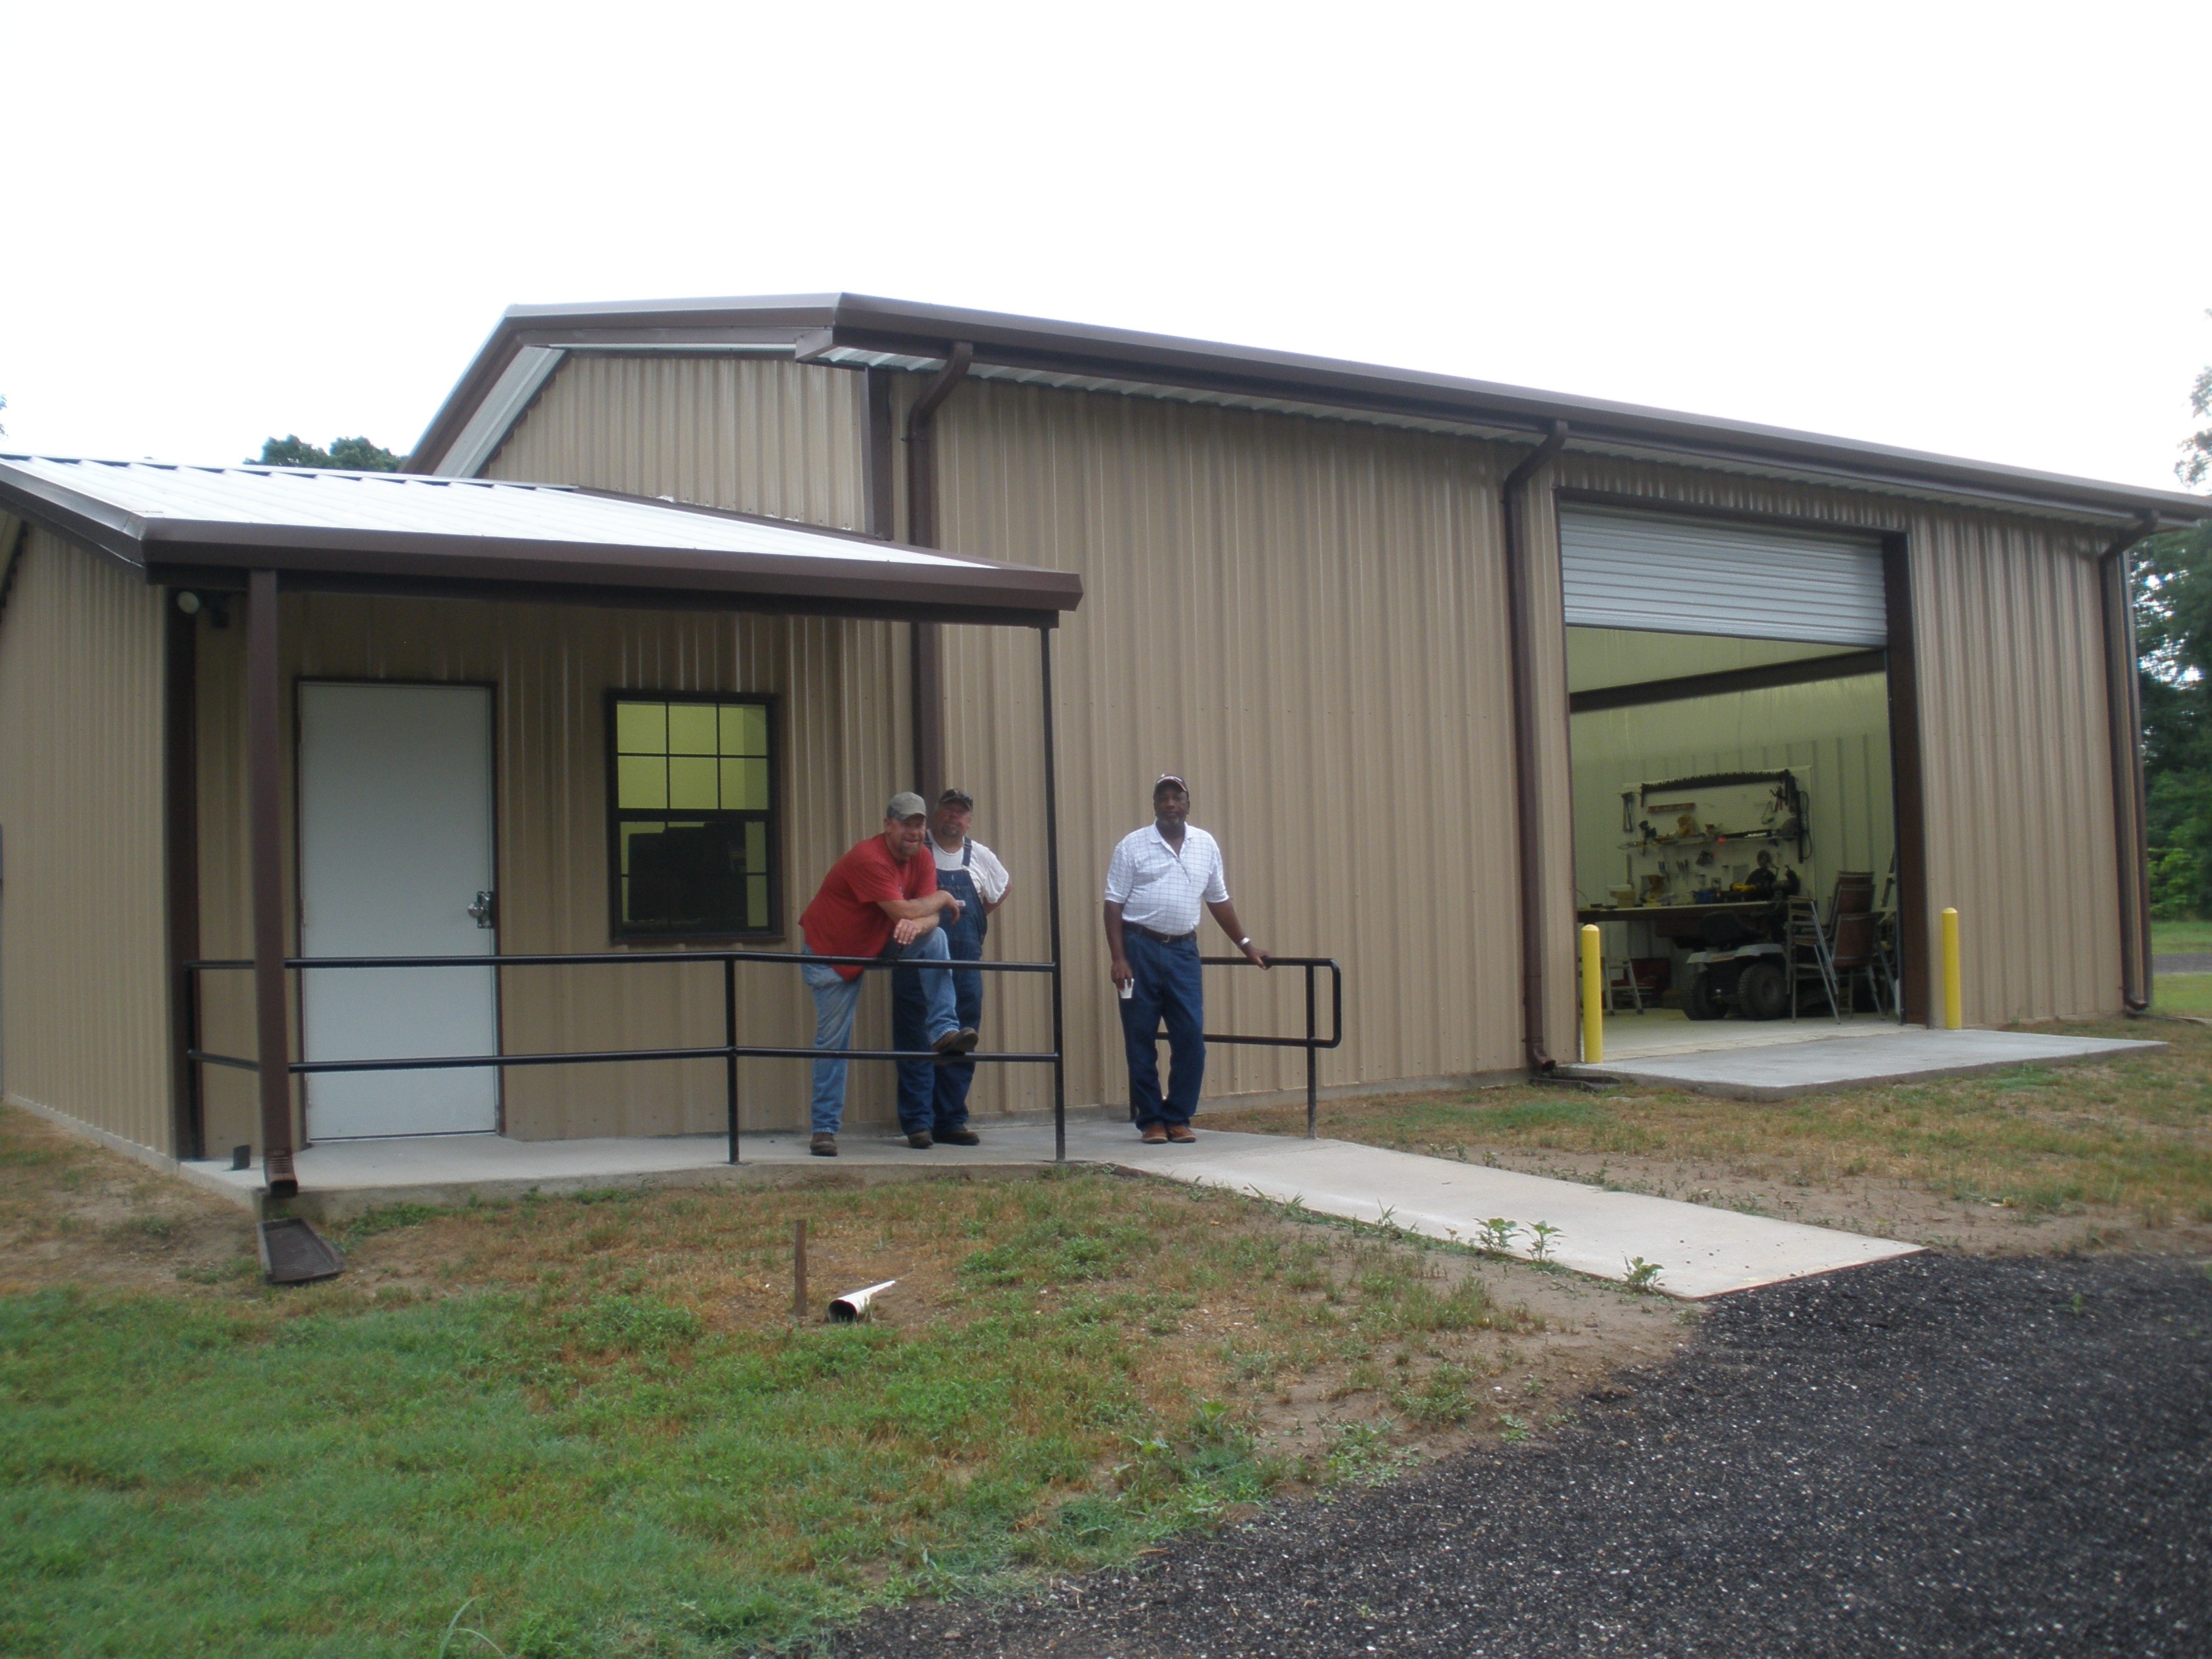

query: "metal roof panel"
left=0, top=457, right=1082, bottom=623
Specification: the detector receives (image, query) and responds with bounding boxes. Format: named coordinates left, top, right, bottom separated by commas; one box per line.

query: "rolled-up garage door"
left=1559, top=506, right=1887, bottom=645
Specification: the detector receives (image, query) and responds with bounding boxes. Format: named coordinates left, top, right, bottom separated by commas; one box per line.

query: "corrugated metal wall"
left=485, top=352, right=871, bottom=529
left=1543, top=453, right=2121, bottom=1025
left=0, top=529, right=173, bottom=1149
left=930, top=381, right=1529, bottom=1115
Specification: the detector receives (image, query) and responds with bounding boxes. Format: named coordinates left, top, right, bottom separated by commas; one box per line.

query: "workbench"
left=1577, top=900, right=1783, bottom=946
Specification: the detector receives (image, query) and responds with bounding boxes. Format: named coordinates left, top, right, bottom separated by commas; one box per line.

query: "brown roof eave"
left=413, top=292, right=2211, bottom=527
left=140, top=560, right=1064, bottom=629
left=135, top=520, right=1082, bottom=619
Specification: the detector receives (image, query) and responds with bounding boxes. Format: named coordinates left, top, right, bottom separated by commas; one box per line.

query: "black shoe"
left=931, top=1026, right=981, bottom=1059
left=906, top=1130, right=934, bottom=1149
left=936, top=1128, right=980, bottom=1146
left=809, top=1132, right=838, bottom=1158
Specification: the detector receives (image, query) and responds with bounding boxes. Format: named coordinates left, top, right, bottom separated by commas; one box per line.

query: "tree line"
left=2136, top=332, right=2212, bottom=916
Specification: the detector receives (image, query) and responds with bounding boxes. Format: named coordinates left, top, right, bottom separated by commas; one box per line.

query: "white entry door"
left=299, top=682, right=499, bottom=1139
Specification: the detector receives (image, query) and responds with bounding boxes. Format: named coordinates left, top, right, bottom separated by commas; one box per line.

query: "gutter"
left=2100, top=512, right=2160, bottom=1013
left=1503, top=419, right=1571, bottom=1071
left=901, top=343, right=975, bottom=798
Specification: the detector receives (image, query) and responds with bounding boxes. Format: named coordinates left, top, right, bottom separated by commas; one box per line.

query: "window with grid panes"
left=608, top=695, right=777, bottom=937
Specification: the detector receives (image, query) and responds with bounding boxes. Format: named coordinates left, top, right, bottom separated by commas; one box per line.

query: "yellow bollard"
left=1941, top=907, right=1963, bottom=1030
left=1581, top=923, right=1603, bottom=1064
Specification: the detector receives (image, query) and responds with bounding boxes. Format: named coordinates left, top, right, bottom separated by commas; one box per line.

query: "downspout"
left=902, top=342, right=974, bottom=800
left=1503, top=419, right=1570, bottom=1071
left=2100, top=511, right=2160, bottom=1014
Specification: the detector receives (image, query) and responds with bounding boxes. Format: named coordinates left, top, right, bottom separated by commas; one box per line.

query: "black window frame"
left=604, top=690, right=783, bottom=943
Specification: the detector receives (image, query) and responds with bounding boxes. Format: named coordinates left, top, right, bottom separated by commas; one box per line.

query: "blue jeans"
left=802, top=930, right=959, bottom=1134
left=1118, top=930, right=1205, bottom=1127
left=892, top=863, right=987, bottom=1134
left=893, top=957, right=984, bottom=1133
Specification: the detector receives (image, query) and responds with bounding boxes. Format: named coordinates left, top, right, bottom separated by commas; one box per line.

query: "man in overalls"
left=892, top=790, right=1011, bottom=1147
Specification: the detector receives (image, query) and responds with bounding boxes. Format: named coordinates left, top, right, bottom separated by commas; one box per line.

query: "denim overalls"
left=891, top=842, right=987, bottom=1134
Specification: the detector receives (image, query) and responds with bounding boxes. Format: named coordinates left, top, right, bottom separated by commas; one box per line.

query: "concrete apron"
left=180, top=1118, right=1916, bottom=1300
left=1563, top=1028, right=2165, bottom=1101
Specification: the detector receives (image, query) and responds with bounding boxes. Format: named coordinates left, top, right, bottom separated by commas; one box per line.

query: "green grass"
left=2154, top=972, right=2212, bottom=1017
left=0, top=1152, right=1546, bottom=1658
left=2152, top=918, right=2212, bottom=954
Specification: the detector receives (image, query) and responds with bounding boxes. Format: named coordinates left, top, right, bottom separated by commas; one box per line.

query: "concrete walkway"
left=182, top=1117, right=1916, bottom=1300
left=1568, top=1027, right=2163, bottom=1101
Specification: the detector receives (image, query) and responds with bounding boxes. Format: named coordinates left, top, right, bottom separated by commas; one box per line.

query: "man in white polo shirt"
left=1103, top=775, right=1269, bottom=1143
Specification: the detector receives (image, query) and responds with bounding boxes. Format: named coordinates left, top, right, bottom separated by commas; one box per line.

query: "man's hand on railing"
left=890, top=914, right=938, bottom=947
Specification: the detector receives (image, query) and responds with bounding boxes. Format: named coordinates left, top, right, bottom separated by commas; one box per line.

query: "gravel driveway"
left=830, top=1254, right=2211, bottom=1658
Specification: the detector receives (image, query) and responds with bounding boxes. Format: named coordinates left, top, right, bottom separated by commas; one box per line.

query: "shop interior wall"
left=1548, top=453, right=2124, bottom=1024
left=0, top=529, right=173, bottom=1151
left=1570, top=668, right=1896, bottom=964
left=930, top=380, right=1528, bottom=1115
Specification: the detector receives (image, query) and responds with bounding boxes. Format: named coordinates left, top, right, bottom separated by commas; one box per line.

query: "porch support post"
left=246, top=569, right=298, bottom=1197
left=1039, top=624, right=1066, bottom=1163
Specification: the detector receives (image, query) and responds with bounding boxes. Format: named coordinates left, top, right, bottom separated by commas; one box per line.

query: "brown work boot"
left=809, top=1132, right=838, bottom=1158
left=1166, top=1125, right=1196, bottom=1144
left=931, top=1026, right=981, bottom=1059
left=1139, top=1124, right=1168, bottom=1145
left=936, top=1128, right=980, bottom=1146
left=906, top=1130, right=933, bottom=1149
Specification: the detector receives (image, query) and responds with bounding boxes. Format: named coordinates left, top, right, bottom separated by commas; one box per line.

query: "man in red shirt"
left=798, top=792, right=978, bottom=1155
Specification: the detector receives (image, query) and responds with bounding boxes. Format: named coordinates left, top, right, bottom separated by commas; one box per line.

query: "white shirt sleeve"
left=1103, top=834, right=1136, bottom=904
left=1202, top=836, right=1229, bottom=905
left=967, top=840, right=1010, bottom=905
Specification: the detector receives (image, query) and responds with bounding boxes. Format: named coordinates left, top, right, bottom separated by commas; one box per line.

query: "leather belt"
left=1132, top=925, right=1196, bottom=946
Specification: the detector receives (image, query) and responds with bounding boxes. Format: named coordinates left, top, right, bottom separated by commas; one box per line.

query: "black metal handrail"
left=1182, top=956, right=1344, bottom=1139
left=185, top=947, right=1348, bottom=1160
left=185, top=946, right=1061, bottom=1166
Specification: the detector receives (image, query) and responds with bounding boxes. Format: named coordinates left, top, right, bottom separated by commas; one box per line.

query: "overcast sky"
left=3, top=2, right=2207, bottom=494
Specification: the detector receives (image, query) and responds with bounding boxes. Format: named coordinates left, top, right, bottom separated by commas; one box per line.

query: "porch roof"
left=0, top=455, right=1082, bottom=626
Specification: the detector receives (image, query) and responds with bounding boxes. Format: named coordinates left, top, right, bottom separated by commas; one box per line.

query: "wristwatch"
left=1237, top=937, right=1252, bottom=948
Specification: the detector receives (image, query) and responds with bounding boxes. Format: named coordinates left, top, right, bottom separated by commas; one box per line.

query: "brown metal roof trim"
left=0, top=464, right=1082, bottom=625
left=409, top=293, right=2212, bottom=529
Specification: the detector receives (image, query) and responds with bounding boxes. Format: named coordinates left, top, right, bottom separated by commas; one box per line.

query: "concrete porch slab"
left=180, top=1117, right=1918, bottom=1300
left=1595, top=1010, right=1914, bottom=1062
left=1564, top=1027, right=2164, bottom=1101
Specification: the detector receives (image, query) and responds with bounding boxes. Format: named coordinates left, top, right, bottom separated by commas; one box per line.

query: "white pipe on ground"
left=828, top=1279, right=899, bottom=1323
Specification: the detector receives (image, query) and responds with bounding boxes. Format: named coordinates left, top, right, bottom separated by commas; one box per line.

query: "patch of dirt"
left=0, top=1111, right=260, bottom=1293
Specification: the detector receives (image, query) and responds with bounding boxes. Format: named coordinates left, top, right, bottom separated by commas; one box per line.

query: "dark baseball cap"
left=937, top=788, right=975, bottom=810
left=1154, top=773, right=1189, bottom=796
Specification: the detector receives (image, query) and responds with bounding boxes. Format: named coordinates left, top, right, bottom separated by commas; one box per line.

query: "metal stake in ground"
left=793, top=1218, right=808, bottom=1321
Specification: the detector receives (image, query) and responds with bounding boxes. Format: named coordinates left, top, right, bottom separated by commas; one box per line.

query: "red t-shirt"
left=800, top=835, right=939, bottom=979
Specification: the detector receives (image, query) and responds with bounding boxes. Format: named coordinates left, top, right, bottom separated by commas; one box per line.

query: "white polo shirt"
left=1103, top=823, right=1229, bottom=938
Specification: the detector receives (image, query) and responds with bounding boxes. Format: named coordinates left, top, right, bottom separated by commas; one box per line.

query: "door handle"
left=468, top=890, right=496, bottom=929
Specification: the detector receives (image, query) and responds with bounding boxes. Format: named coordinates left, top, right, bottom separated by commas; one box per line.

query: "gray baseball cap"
left=885, top=791, right=929, bottom=821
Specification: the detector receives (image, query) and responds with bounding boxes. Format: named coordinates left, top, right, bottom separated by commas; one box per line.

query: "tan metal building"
left=5, top=294, right=2208, bottom=1187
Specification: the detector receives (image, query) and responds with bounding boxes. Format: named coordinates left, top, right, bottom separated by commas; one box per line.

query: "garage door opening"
left=1561, top=507, right=1904, bottom=1059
